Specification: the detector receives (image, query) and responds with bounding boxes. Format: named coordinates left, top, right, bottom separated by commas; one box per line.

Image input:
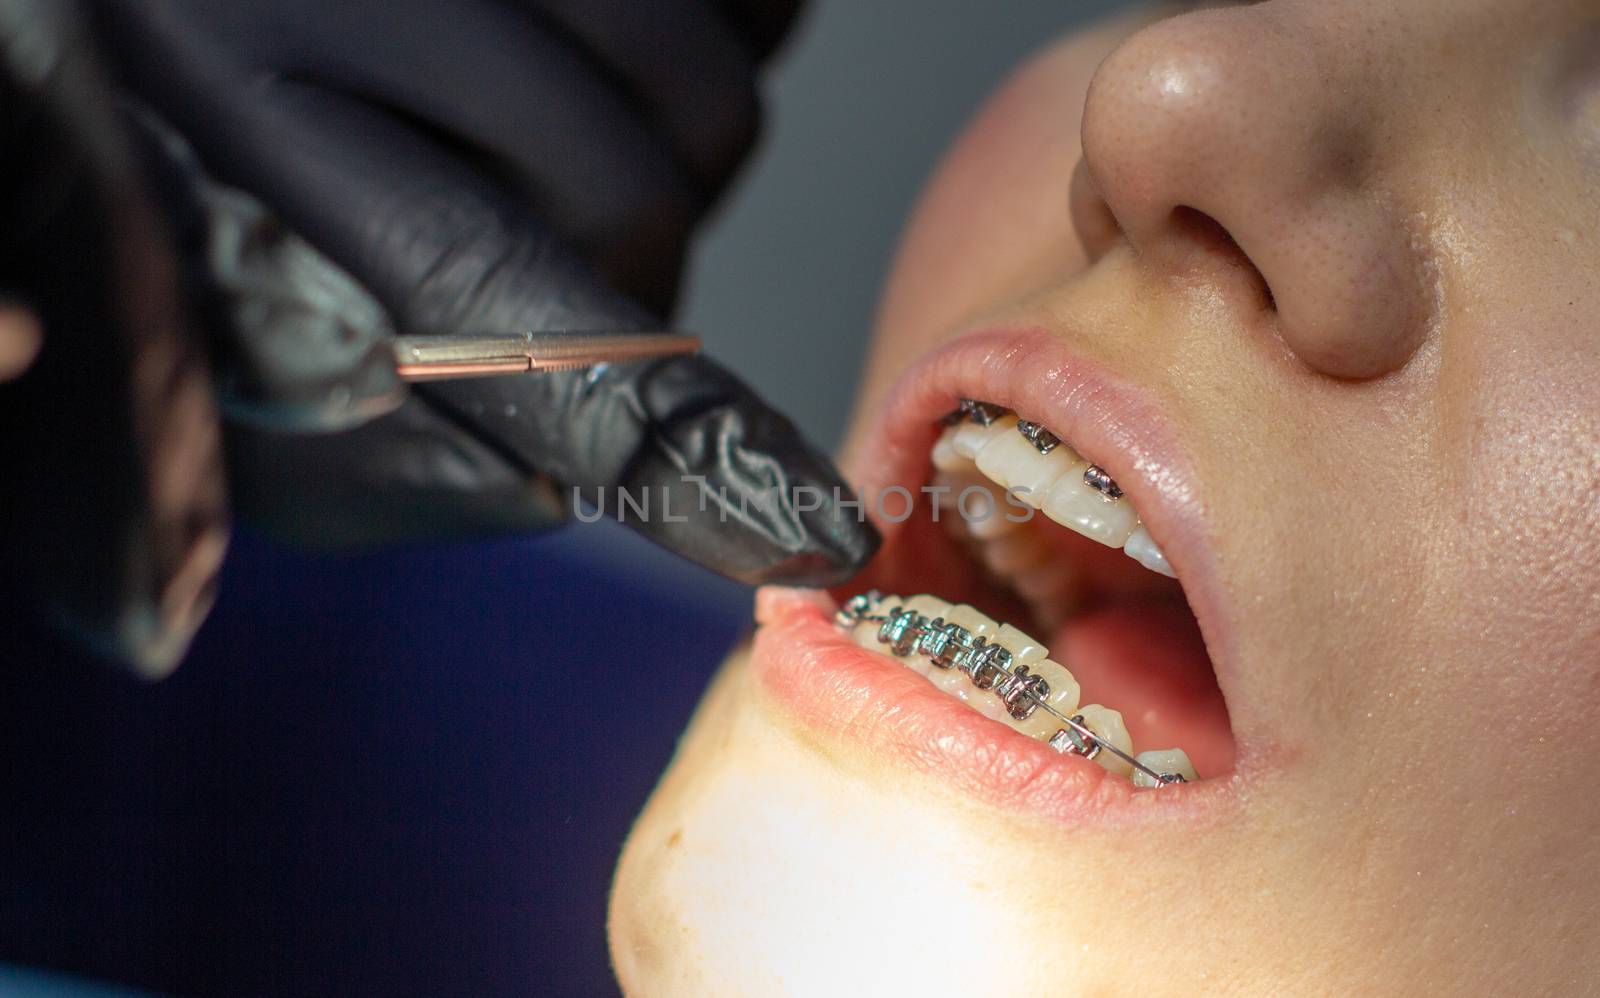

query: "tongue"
left=1050, top=598, right=1234, bottom=778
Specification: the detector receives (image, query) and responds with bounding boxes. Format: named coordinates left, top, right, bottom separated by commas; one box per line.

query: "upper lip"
left=749, top=325, right=1259, bottom=822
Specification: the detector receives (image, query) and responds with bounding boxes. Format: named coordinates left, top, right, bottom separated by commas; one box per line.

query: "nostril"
left=1076, top=7, right=1427, bottom=380
left=1169, top=207, right=1242, bottom=263
left=1169, top=206, right=1274, bottom=310
left=1069, top=158, right=1121, bottom=262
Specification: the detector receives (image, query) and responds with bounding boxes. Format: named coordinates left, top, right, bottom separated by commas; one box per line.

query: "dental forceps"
left=393, top=331, right=702, bottom=381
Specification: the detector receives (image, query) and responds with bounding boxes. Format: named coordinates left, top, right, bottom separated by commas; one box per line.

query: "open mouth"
left=752, top=327, right=1245, bottom=816
left=834, top=395, right=1231, bottom=786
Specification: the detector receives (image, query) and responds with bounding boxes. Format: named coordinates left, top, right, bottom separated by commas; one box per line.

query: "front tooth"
left=1131, top=748, right=1199, bottom=787
left=981, top=531, right=1049, bottom=575
left=932, top=470, right=979, bottom=540
left=943, top=604, right=998, bottom=641
left=1012, top=561, right=1076, bottom=604
left=930, top=470, right=971, bottom=512
left=1013, top=658, right=1083, bottom=741
left=1075, top=704, right=1134, bottom=776
left=965, top=481, right=1025, bottom=540
left=931, top=427, right=971, bottom=472
left=1041, top=469, right=1140, bottom=548
left=952, top=414, right=1015, bottom=459
left=934, top=472, right=1020, bottom=541
left=987, top=625, right=1050, bottom=728
left=929, top=656, right=975, bottom=704
left=1013, top=562, right=1083, bottom=633
left=1123, top=525, right=1176, bottom=578
left=897, top=595, right=951, bottom=676
left=929, top=605, right=1003, bottom=713
left=974, top=425, right=1086, bottom=508
left=994, top=623, right=1046, bottom=666
left=903, top=594, right=952, bottom=618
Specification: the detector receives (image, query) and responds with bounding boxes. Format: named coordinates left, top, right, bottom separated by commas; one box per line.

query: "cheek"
left=1453, top=341, right=1600, bottom=744
left=1373, top=204, right=1600, bottom=801
left=1554, top=22, right=1600, bottom=167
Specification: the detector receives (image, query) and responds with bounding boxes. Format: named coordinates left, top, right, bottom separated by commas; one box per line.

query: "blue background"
left=0, top=526, right=750, bottom=996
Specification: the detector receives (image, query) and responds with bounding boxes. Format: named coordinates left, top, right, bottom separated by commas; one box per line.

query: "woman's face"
left=612, top=1, right=1600, bottom=992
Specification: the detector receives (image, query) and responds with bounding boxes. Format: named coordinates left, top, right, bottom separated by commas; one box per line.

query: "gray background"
left=682, top=0, right=1130, bottom=449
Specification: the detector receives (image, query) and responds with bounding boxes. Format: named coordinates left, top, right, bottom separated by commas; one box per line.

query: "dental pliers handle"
left=393, top=331, right=702, bottom=381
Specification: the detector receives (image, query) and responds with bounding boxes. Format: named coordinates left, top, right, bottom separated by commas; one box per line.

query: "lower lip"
left=750, top=587, right=1232, bottom=825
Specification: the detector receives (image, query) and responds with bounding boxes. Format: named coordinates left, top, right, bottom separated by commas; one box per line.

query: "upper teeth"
left=935, top=401, right=1176, bottom=578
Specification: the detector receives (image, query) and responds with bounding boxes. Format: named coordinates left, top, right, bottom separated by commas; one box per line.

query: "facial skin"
left=611, top=1, right=1600, bottom=993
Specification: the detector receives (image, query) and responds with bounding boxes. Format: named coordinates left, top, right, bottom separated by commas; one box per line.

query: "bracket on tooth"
left=961, top=640, right=1013, bottom=690
left=1047, top=719, right=1187, bottom=783
left=919, top=618, right=975, bottom=670
left=996, top=665, right=1049, bottom=721
left=1015, top=420, right=1061, bottom=455
left=1049, top=722, right=1102, bottom=761
left=877, top=607, right=930, bottom=657
left=835, top=593, right=1189, bottom=786
left=1083, top=464, right=1124, bottom=502
left=835, top=590, right=882, bottom=628
left=957, top=398, right=1008, bottom=426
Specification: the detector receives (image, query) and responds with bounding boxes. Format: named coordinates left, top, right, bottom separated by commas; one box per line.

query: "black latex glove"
left=0, top=1, right=878, bottom=673
left=0, top=0, right=230, bottom=674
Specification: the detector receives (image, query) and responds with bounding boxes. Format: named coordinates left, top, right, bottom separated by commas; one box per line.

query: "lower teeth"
left=835, top=591, right=1198, bottom=787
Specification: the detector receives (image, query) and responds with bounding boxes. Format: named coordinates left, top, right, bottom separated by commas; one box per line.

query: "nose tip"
left=1075, top=10, right=1428, bottom=379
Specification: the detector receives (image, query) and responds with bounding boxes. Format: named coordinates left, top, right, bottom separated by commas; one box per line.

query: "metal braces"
left=835, top=592, right=1188, bottom=786
left=1083, top=464, right=1124, bottom=502
left=1015, top=420, right=1061, bottom=455
left=955, top=398, right=1008, bottom=426
left=949, top=399, right=1124, bottom=500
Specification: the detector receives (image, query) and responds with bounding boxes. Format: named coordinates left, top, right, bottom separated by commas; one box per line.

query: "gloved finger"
left=94, top=0, right=705, bottom=314
left=117, top=106, right=567, bottom=546
left=714, top=0, right=808, bottom=61
left=108, top=73, right=661, bottom=341
left=215, top=92, right=877, bottom=581
left=0, top=3, right=229, bottom=675
left=115, top=98, right=562, bottom=544
left=518, top=0, right=759, bottom=192
left=420, top=352, right=881, bottom=587
left=233, top=88, right=879, bottom=583
left=127, top=103, right=406, bottom=433
left=93, top=25, right=879, bottom=584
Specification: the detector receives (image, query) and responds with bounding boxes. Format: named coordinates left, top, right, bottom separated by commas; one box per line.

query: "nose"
left=1073, top=8, right=1428, bottom=380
